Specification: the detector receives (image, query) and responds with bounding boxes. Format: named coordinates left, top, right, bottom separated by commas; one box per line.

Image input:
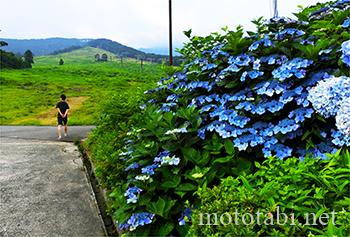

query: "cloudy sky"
left=1, top=0, right=328, bottom=49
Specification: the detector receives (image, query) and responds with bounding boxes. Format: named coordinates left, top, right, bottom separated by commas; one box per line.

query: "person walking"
left=56, top=94, right=70, bottom=139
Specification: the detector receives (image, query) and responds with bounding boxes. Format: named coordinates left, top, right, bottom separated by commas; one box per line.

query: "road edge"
left=77, top=141, right=118, bottom=236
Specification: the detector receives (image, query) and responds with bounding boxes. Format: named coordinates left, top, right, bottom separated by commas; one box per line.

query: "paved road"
left=0, top=126, right=106, bottom=236
left=0, top=126, right=95, bottom=142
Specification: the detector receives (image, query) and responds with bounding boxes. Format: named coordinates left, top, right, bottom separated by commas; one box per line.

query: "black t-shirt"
left=56, top=101, right=70, bottom=117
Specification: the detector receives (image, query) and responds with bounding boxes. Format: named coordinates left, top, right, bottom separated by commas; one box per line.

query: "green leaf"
left=181, top=147, right=198, bottom=163
left=158, top=222, right=174, bottom=236
left=161, top=176, right=181, bottom=189
left=213, top=156, right=232, bottom=164
left=177, top=183, right=198, bottom=192
left=255, top=161, right=261, bottom=168
left=146, top=197, right=176, bottom=218
left=147, top=197, right=166, bottom=217
left=183, top=29, right=192, bottom=38
left=175, top=191, right=186, bottom=198
left=224, top=139, right=235, bottom=155
left=239, top=175, right=253, bottom=192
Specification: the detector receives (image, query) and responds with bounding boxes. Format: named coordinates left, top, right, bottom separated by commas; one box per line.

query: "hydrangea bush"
left=105, top=1, right=350, bottom=235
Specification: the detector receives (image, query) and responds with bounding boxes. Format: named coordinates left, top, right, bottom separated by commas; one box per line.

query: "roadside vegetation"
left=84, top=1, right=350, bottom=236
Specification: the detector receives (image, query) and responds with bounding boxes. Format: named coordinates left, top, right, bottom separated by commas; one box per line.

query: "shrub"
left=188, top=149, right=350, bottom=236
left=84, top=87, right=153, bottom=189
left=89, top=1, right=350, bottom=235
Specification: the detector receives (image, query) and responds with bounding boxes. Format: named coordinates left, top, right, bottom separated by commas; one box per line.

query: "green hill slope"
left=0, top=47, right=164, bottom=125
left=34, top=47, right=116, bottom=66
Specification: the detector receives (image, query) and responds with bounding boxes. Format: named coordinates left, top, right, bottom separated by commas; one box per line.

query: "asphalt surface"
left=0, top=126, right=95, bottom=142
left=0, top=126, right=106, bottom=236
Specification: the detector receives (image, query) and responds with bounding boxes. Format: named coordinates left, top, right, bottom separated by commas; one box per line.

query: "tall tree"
left=23, top=50, right=34, bottom=68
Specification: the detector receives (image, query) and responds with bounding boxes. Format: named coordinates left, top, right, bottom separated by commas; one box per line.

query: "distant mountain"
left=1, top=37, right=185, bottom=65
left=0, top=38, right=92, bottom=56
left=86, top=39, right=184, bottom=65
left=139, top=47, right=182, bottom=56
left=87, top=39, right=145, bottom=58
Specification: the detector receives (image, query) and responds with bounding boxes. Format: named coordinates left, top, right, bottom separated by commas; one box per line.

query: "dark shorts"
left=57, top=116, right=68, bottom=125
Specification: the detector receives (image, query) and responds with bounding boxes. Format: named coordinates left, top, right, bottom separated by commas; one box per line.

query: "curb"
left=77, top=142, right=118, bottom=236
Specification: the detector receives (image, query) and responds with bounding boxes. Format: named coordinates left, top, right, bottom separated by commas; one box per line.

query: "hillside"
left=1, top=37, right=185, bottom=65
left=87, top=39, right=185, bottom=64
left=0, top=38, right=91, bottom=55
left=34, top=46, right=117, bottom=66
left=87, top=39, right=144, bottom=58
left=0, top=47, right=164, bottom=125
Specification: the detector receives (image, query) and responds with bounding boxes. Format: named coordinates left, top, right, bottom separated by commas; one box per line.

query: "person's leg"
left=57, top=125, right=62, bottom=139
left=57, top=117, right=63, bottom=139
left=64, top=117, right=68, bottom=136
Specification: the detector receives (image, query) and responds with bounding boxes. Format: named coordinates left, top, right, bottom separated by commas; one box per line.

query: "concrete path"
left=0, top=126, right=106, bottom=236
left=0, top=126, right=95, bottom=142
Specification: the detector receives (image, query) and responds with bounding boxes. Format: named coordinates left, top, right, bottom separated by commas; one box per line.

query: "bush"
left=84, top=87, right=153, bottom=189
left=188, top=149, right=350, bottom=236
left=87, top=1, right=350, bottom=236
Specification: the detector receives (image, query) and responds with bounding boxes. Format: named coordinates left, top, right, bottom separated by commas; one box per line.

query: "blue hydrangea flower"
left=154, top=150, right=171, bottom=163
left=274, top=28, right=305, bottom=40
left=270, top=144, right=293, bottom=159
left=263, top=100, right=284, bottom=113
left=266, top=16, right=306, bottom=25
left=331, top=130, right=350, bottom=147
left=248, top=35, right=274, bottom=51
left=125, top=163, right=140, bottom=171
left=178, top=208, right=192, bottom=226
left=272, top=58, right=313, bottom=81
left=141, top=164, right=159, bottom=176
left=233, top=138, right=249, bottom=151
left=119, top=212, right=155, bottom=231
left=288, top=108, right=314, bottom=123
left=154, top=151, right=180, bottom=166
left=335, top=97, right=350, bottom=136
left=166, top=94, right=180, bottom=102
left=125, top=186, right=142, bottom=204
left=202, top=63, right=217, bottom=71
left=274, top=119, right=300, bottom=135
left=308, top=76, right=350, bottom=118
left=240, top=70, right=264, bottom=81
left=342, top=17, right=350, bottom=28
left=260, top=54, right=288, bottom=65
left=341, top=40, right=350, bottom=67
left=159, top=103, right=177, bottom=112
left=229, top=54, right=253, bottom=66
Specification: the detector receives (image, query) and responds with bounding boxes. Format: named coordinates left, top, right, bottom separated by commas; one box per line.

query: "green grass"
left=0, top=47, right=164, bottom=125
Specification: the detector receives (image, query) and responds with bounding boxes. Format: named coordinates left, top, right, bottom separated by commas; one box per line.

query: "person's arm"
left=57, top=108, right=64, bottom=117
left=63, top=109, right=69, bottom=118
left=56, top=103, right=64, bottom=117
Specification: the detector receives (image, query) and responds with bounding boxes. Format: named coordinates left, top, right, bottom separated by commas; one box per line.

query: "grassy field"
left=0, top=47, right=163, bottom=125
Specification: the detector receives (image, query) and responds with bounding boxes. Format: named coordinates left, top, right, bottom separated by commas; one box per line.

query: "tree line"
left=0, top=40, right=34, bottom=69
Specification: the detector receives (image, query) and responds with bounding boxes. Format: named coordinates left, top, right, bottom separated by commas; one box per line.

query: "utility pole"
left=169, top=0, right=173, bottom=66
left=273, top=0, right=278, bottom=17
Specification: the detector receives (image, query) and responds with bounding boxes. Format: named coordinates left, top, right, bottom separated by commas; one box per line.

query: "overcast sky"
left=1, top=0, right=328, bottom=48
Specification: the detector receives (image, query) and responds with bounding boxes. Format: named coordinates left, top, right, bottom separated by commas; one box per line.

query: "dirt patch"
left=36, top=96, right=88, bottom=125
